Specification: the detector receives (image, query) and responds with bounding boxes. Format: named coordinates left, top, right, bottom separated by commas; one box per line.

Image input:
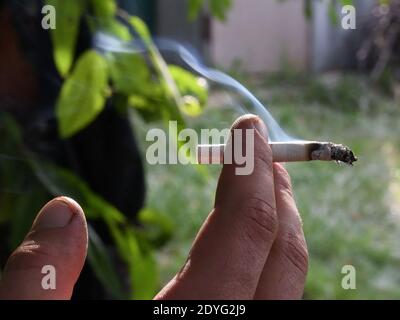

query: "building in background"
left=123, top=0, right=377, bottom=73
left=211, top=0, right=309, bottom=73
left=211, top=0, right=376, bottom=73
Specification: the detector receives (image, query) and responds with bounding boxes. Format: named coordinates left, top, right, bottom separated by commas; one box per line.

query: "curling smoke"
left=94, top=33, right=294, bottom=142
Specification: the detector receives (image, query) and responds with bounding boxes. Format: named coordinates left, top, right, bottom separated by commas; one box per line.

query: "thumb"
left=0, top=197, right=88, bottom=300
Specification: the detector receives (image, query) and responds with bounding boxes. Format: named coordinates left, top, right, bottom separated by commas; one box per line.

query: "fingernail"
left=32, top=197, right=80, bottom=230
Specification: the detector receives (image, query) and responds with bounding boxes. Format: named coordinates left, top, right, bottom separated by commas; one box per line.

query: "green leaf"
left=87, top=226, right=126, bottom=298
left=127, top=92, right=170, bottom=123
left=181, top=96, right=202, bottom=117
left=188, top=0, right=204, bottom=21
left=46, top=0, right=86, bottom=77
left=0, top=111, right=23, bottom=144
left=137, top=208, right=174, bottom=248
left=29, top=157, right=126, bottom=223
left=168, top=65, right=208, bottom=116
left=0, top=114, right=49, bottom=249
left=130, top=16, right=152, bottom=44
left=328, top=0, right=338, bottom=25
left=129, top=16, right=185, bottom=126
left=56, top=50, right=109, bottom=138
left=90, top=0, right=117, bottom=18
left=340, top=0, right=353, bottom=6
left=188, top=0, right=232, bottom=21
left=209, top=0, right=232, bottom=21
left=107, top=220, right=158, bottom=299
left=126, top=231, right=157, bottom=299
left=109, top=53, right=151, bottom=95
left=87, top=1, right=131, bottom=41
left=304, top=0, right=312, bottom=19
left=108, top=51, right=183, bottom=123
left=104, top=20, right=132, bottom=41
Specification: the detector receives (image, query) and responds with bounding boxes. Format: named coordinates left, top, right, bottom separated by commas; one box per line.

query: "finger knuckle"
left=281, top=230, right=309, bottom=275
left=242, top=196, right=278, bottom=242
left=6, top=241, right=53, bottom=270
left=254, top=142, right=273, bottom=170
left=6, top=237, right=78, bottom=271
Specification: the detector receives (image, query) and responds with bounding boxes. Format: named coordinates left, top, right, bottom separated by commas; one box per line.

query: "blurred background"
left=1, top=0, right=400, bottom=299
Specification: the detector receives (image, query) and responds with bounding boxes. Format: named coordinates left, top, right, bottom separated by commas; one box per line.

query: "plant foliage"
left=0, top=0, right=215, bottom=299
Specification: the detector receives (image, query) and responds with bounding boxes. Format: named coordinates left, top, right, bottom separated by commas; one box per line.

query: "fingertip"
left=231, top=114, right=259, bottom=129
left=56, top=196, right=88, bottom=237
left=273, top=162, right=287, bottom=174
left=231, top=114, right=268, bottom=142
left=31, top=197, right=86, bottom=233
left=55, top=196, right=88, bottom=252
left=216, top=115, right=273, bottom=205
left=55, top=196, right=84, bottom=215
left=228, top=114, right=272, bottom=171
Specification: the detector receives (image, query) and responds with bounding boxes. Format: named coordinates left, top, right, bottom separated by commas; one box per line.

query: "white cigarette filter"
left=197, top=141, right=357, bottom=165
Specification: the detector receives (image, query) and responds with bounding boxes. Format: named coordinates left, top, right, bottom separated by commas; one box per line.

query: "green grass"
left=134, top=72, right=400, bottom=299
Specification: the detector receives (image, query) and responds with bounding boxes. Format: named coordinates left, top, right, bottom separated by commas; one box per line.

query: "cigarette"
left=197, top=141, right=358, bottom=165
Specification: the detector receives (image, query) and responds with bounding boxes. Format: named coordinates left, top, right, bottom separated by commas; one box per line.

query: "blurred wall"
left=311, top=0, right=375, bottom=72
left=210, top=0, right=309, bottom=73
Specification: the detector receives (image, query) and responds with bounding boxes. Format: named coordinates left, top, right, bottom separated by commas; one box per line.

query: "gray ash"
left=330, top=143, right=358, bottom=165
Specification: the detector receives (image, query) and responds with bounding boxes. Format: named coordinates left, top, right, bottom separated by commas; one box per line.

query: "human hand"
left=156, top=115, right=308, bottom=299
left=0, top=115, right=308, bottom=300
left=0, top=197, right=88, bottom=299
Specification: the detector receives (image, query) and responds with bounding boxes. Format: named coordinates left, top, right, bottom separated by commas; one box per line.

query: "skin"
left=0, top=115, right=308, bottom=300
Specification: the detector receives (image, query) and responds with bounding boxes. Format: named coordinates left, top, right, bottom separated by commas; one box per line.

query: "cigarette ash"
left=311, top=143, right=358, bottom=165
left=330, top=143, right=358, bottom=165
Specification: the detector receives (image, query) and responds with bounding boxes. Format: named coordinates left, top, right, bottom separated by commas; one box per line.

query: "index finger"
left=254, top=163, right=308, bottom=299
left=156, top=115, right=278, bottom=300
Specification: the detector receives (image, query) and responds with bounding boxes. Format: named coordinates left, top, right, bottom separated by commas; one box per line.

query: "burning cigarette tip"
left=310, top=143, right=358, bottom=165
left=329, top=143, right=358, bottom=165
